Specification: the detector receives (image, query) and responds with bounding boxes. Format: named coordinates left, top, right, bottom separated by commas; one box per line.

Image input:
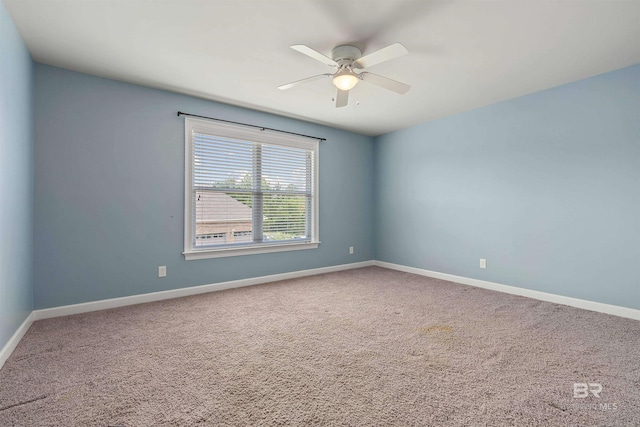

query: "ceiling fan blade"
left=278, top=74, right=332, bottom=90
left=360, top=72, right=410, bottom=94
left=290, top=45, right=338, bottom=67
left=354, top=43, right=408, bottom=69
left=336, top=89, right=349, bottom=108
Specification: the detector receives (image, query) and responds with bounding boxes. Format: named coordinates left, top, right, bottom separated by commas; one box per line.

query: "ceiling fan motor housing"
left=331, top=45, right=362, bottom=66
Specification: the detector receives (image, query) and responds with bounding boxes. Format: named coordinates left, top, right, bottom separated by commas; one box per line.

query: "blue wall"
left=0, top=1, right=33, bottom=349
left=375, top=64, right=640, bottom=310
left=34, top=64, right=374, bottom=309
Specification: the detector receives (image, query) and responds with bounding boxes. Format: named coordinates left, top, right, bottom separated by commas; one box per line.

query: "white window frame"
left=183, top=117, right=320, bottom=260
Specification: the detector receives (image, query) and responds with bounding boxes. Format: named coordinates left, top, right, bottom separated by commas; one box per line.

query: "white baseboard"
left=374, top=261, right=640, bottom=321
left=33, top=260, right=375, bottom=321
left=0, top=312, right=35, bottom=371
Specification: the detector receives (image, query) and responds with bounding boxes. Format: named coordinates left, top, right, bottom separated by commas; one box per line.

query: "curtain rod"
left=177, top=111, right=326, bottom=141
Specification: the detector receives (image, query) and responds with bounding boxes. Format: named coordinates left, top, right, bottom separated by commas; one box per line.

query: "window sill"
left=183, top=241, right=320, bottom=260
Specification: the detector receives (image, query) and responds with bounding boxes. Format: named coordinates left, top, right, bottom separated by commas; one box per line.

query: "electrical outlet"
left=349, top=246, right=354, bottom=255
left=158, top=266, right=167, bottom=277
left=479, top=259, right=487, bottom=269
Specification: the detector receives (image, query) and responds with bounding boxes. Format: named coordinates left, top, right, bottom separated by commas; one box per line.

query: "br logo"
left=573, top=383, right=603, bottom=398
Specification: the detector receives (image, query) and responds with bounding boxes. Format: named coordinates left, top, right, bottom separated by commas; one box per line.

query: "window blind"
left=184, top=117, right=319, bottom=256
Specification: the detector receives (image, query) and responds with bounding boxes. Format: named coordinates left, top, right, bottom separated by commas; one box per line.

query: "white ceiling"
left=5, top=0, right=640, bottom=136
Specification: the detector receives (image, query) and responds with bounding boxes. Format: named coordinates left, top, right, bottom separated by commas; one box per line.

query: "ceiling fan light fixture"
left=332, top=69, right=359, bottom=91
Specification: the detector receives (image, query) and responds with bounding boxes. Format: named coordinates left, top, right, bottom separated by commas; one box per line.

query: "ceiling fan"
left=278, top=43, right=410, bottom=108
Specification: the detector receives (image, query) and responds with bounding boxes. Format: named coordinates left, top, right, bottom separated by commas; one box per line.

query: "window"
left=183, top=117, right=319, bottom=259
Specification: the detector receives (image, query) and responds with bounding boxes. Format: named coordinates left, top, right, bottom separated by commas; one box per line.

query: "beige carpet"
left=1, top=267, right=638, bottom=426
